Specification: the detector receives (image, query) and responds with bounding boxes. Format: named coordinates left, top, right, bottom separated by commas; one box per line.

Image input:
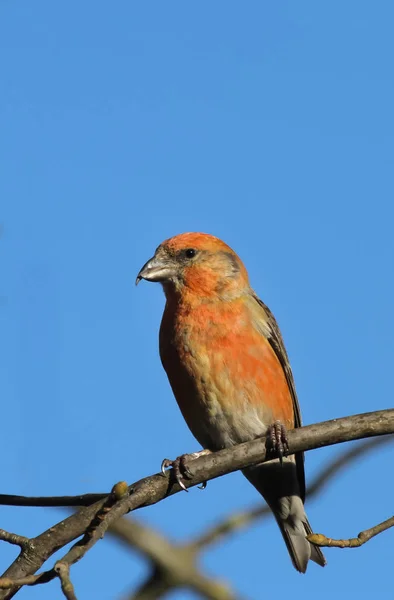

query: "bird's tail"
left=243, top=460, right=326, bottom=573
left=274, top=509, right=326, bottom=573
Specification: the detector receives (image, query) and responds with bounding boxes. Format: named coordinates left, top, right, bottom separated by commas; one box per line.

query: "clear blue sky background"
left=1, top=2, right=393, bottom=599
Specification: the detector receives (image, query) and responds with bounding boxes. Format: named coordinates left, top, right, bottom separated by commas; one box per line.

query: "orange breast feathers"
left=159, top=294, right=295, bottom=449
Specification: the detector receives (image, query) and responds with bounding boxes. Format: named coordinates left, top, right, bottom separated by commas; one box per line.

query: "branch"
left=54, top=564, right=77, bottom=600
left=118, top=436, right=393, bottom=600
left=0, top=482, right=129, bottom=599
left=109, top=518, right=240, bottom=600
left=0, top=568, right=76, bottom=600
left=0, top=409, right=393, bottom=599
left=0, top=531, right=31, bottom=551
left=0, top=409, right=392, bottom=510
left=189, top=435, right=393, bottom=551
left=126, top=571, right=173, bottom=600
left=0, top=573, right=55, bottom=590
left=0, top=493, right=106, bottom=508
left=308, top=515, right=394, bottom=548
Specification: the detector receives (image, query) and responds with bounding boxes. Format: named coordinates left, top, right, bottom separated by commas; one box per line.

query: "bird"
left=136, top=232, right=326, bottom=573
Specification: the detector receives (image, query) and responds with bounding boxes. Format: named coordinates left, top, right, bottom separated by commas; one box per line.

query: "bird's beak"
left=136, top=255, right=175, bottom=285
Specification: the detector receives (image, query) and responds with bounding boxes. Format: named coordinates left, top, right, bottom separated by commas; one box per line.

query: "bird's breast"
left=159, top=300, right=293, bottom=450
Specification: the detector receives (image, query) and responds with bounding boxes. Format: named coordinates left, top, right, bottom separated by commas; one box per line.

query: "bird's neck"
left=163, top=281, right=250, bottom=310
left=163, top=289, right=249, bottom=334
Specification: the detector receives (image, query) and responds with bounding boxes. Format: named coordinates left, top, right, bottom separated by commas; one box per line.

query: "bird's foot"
left=267, top=421, right=289, bottom=465
left=160, top=449, right=211, bottom=492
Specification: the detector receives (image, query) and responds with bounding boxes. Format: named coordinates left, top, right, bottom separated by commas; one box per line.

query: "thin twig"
left=0, top=482, right=128, bottom=599
left=0, top=566, right=77, bottom=600
left=0, top=572, right=55, bottom=589
left=54, top=563, right=78, bottom=600
left=308, top=515, right=394, bottom=548
left=0, top=493, right=107, bottom=508
left=55, top=481, right=129, bottom=569
left=0, top=530, right=31, bottom=550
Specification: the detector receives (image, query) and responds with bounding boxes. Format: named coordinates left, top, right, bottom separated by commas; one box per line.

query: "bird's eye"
left=185, top=248, right=197, bottom=259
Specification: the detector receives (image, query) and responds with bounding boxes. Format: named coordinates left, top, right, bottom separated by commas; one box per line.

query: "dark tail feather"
left=274, top=514, right=326, bottom=573
left=243, top=461, right=326, bottom=573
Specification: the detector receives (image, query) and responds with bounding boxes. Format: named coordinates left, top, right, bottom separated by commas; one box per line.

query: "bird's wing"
left=250, top=292, right=306, bottom=501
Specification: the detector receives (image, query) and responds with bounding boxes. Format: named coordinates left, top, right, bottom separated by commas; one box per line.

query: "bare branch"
left=308, top=515, right=394, bottom=549
left=0, top=567, right=76, bottom=600
left=54, top=563, right=77, bottom=600
left=54, top=481, right=129, bottom=569
left=130, top=569, right=238, bottom=600
left=127, top=571, right=173, bottom=600
left=0, top=493, right=106, bottom=508
left=0, top=483, right=130, bottom=599
left=0, top=409, right=393, bottom=511
left=0, top=572, right=55, bottom=590
left=0, top=531, right=31, bottom=551
left=190, top=435, right=393, bottom=551
left=118, top=436, right=393, bottom=600
left=109, top=519, right=240, bottom=600
left=0, top=409, right=393, bottom=599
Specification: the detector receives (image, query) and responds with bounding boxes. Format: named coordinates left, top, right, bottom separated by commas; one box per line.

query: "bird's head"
left=136, top=232, right=250, bottom=301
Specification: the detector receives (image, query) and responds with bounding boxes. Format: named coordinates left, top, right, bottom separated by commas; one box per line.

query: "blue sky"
left=1, top=1, right=393, bottom=598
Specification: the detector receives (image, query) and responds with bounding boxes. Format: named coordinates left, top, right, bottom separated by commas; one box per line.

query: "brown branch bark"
left=0, top=493, right=106, bottom=508
left=0, top=482, right=129, bottom=599
left=0, top=409, right=392, bottom=599
left=188, top=435, right=393, bottom=551
left=0, top=531, right=31, bottom=551
left=117, top=435, right=393, bottom=600
left=0, top=409, right=393, bottom=510
left=54, top=564, right=77, bottom=600
left=109, top=518, right=240, bottom=600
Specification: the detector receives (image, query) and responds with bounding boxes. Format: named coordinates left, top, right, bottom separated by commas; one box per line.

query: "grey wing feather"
left=252, top=293, right=306, bottom=501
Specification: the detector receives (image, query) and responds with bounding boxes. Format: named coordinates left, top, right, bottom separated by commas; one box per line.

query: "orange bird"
left=137, top=232, right=326, bottom=573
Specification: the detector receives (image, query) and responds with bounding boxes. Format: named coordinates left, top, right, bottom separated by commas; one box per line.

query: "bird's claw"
left=160, top=450, right=212, bottom=492
left=161, top=458, right=173, bottom=476
left=160, top=454, right=195, bottom=492
left=268, top=420, right=289, bottom=465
